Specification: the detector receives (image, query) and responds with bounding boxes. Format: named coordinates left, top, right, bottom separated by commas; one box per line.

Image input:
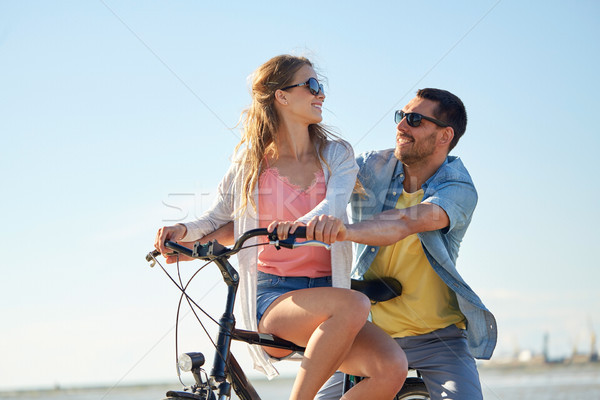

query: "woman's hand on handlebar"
left=154, top=224, right=188, bottom=263
left=305, top=215, right=347, bottom=244
left=154, top=222, right=235, bottom=264
left=267, top=220, right=305, bottom=240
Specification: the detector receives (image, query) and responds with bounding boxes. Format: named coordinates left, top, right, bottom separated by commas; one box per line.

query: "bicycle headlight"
left=178, top=352, right=205, bottom=372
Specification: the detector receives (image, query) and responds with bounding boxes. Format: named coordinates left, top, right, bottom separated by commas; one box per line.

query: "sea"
left=1, top=363, right=599, bottom=400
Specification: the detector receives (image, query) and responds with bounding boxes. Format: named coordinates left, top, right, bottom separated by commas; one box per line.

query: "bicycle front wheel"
left=395, top=378, right=430, bottom=400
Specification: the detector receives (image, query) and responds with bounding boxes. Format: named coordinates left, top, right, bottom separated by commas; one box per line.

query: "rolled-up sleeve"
left=423, top=179, right=477, bottom=234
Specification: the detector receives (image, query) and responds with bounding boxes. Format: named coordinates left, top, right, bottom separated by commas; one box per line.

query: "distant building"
left=589, top=330, right=598, bottom=362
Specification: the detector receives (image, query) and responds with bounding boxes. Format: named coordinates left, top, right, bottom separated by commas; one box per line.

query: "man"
left=308, top=88, right=497, bottom=400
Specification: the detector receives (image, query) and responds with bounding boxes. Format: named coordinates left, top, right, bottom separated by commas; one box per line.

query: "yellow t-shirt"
left=364, top=189, right=466, bottom=338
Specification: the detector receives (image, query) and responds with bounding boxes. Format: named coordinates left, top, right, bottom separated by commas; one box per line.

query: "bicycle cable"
left=175, top=252, right=240, bottom=385
left=150, top=253, right=217, bottom=386
left=175, top=254, right=219, bottom=386
left=150, top=241, right=272, bottom=385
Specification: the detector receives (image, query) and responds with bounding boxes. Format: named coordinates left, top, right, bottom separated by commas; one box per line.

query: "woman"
left=155, top=55, right=407, bottom=400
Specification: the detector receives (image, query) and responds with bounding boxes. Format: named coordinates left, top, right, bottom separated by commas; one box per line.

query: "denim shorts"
left=256, top=271, right=332, bottom=323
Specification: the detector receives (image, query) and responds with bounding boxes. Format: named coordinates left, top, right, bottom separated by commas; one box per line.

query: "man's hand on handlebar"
left=305, top=215, right=347, bottom=244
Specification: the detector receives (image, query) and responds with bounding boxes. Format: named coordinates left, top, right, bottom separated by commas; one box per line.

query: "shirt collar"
left=423, top=156, right=452, bottom=189
left=393, top=155, right=454, bottom=189
left=392, top=157, right=405, bottom=181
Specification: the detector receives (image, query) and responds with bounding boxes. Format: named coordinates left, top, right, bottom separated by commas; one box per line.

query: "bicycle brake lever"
left=145, top=250, right=177, bottom=267
left=293, top=240, right=331, bottom=250
left=270, top=238, right=331, bottom=251
left=146, top=251, right=158, bottom=267
left=270, top=235, right=298, bottom=250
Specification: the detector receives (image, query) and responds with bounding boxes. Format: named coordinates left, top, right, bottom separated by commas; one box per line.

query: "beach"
left=2, top=363, right=598, bottom=400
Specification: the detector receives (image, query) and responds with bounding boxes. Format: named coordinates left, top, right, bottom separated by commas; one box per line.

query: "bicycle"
left=146, top=227, right=429, bottom=400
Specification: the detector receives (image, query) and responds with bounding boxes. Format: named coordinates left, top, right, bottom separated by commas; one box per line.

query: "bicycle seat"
left=351, top=277, right=402, bottom=303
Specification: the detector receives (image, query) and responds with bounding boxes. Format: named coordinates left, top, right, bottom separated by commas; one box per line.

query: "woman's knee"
left=387, top=348, right=408, bottom=381
left=372, top=339, right=408, bottom=382
left=345, top=290, right=371, bottom=319
left=375, top=350, right=407, bottom=393
left=333, top=290, right=370, bottom=330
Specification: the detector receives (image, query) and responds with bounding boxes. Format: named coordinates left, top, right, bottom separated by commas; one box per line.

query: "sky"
left=1, top=0, right=599, bottom=392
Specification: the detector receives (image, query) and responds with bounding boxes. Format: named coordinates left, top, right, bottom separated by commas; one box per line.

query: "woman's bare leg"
left=337, top=322, right=407, bottom=399
left=259, top=287, right=405, bottom=400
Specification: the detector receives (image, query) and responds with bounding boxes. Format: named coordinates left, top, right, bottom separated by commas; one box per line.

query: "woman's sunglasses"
left=395, top=110, right=449, bottom=128
left=282, top=77, right=324, bottom=96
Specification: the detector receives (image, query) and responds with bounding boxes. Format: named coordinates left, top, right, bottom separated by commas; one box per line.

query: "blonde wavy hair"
left=234, top=55, right=338, bottom=213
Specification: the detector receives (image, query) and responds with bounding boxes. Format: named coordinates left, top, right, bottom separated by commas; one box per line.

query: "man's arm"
left=306, top=203, right=449, bottom=246
left=347, top=203, right=449, bottom=245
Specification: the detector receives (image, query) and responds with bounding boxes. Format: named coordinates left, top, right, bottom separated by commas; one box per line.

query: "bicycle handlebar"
left=232, top=227, right=331, bottom=251
left=146, top=226, right=330, bottom=264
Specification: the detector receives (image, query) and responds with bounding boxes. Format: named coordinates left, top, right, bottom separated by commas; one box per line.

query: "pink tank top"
left=257, top=165, right=332, bottom=277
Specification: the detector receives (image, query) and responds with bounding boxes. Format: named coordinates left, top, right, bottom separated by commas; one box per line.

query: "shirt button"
left=392, top=191, right=397, bottom=196
left=400, top=174, right=404, bottom=178
left=370, top=248, right=375, bottom=252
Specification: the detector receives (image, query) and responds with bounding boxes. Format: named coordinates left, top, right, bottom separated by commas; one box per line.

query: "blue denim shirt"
left=350, top=149, right=497, bottom=360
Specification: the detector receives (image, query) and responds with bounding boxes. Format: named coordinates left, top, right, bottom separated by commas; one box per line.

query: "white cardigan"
left=181, top=139, right=358, bottom=378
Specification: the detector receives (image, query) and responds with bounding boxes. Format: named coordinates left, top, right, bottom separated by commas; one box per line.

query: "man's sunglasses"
left=395, top=110, right=449, bottom=128
left=282, top=77, right=324, bottom=96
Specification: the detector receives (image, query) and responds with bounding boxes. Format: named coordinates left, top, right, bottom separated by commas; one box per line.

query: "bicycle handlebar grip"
left=292, top=226, right=307, bottom=239
left=269, top=226, right=306, bottom=242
